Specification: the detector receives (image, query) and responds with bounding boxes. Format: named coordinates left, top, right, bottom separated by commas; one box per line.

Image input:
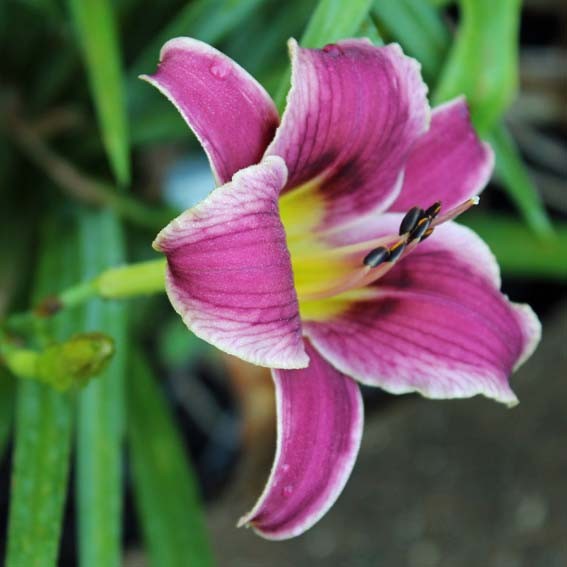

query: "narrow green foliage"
left=76, top=210, right=127, bottom=567
left=489, top=126, right=554, bottom=237
left=69, top=0, right=130, bottom=186
left=358, top=17, right=384, bottom=46
left=274, top=0, right=373, bottom=110
left=433, top=0, right=521, bottom=135
left=371, top=0, right=450, bottom=83
left=128, top=351, right=214, bottom=567
left=6, top=215, right=78, bottom=567
left=300, top=0, right=373, bottom=48
left=464, top=215, right=566, bottom=280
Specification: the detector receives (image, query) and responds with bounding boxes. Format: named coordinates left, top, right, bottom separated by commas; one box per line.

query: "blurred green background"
left=0, top=0, right=565, bottom=566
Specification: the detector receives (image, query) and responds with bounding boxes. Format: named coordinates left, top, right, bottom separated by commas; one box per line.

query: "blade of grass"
left=6, top=212, right=78, bottom=567
left=433, top=0, right=520, bottom=135
left=488, top=125, right=554, bottom=237
left=76, top=209, right=127, bottom=567
left=68, top=0, right=130, bottom=186
left=128, top=350, right=213, bottom=567
left=370, top=0, right=450, bottom=83
left=274, top=0, right=373, bottom=110
left=463, top=215, right=567, bottom=280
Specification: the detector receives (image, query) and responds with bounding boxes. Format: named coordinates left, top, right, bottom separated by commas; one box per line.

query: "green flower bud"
left=37, top=333, right=115, bottom=390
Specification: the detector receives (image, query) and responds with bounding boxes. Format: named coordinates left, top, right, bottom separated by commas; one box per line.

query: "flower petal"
left=239, top=341, right=363, bottom=539
left=154, top=156, right=308, bottom=369
left=304, top=221, right=541, bottom=406
left=389, top=97, right=494, bottom=213
left=272, top=39, right=429, bottom=231
left=141, top=37, right=279, bottom=184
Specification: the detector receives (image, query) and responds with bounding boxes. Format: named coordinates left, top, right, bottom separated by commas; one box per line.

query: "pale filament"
left=296, top=197, right=479, bottom=302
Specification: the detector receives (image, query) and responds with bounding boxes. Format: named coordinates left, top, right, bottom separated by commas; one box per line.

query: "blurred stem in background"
left=4, top=109, right=176, bottom=230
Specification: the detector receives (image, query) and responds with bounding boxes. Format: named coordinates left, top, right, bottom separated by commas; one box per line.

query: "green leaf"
left=76, top=209, right=127, bottom=567
left=370, top=0, right=450, bottom=83
left=274, top=0, right=373, bottom=110
left=300, top=0, right=373, bottom=47
left=69, top=0, right=130, bottom=186
left=433, top=0, right=521, bottom=135
left=463, top=215, right=567, bottom=280
left=488, top=125, right=554, bottom=237
left=6, top=214, right=78, bottom=567
left=358, top=16, right=384, bottom=46
left=128, top=351, right=213, bottom=567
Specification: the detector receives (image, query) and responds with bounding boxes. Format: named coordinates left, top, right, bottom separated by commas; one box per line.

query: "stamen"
left=296, top=196, right=479, bottom=303
left=399, top=206, right=424, bottom=235
left=424, top=201, right=442, bottom=219
left=388, top=240, right=406, bottom=262
left=408, top=216, right=431, bottom=242
left=420, top=227, right=434, bottom=242
left=363, top=246, right=390, bottom=267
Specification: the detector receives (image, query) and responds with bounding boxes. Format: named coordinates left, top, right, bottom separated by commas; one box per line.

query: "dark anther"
left=399, top=207, right=425, bottom=235
left=409, top=216, right=431, bottom=241
left=363, top=246, right=390, bottom=267
left=420, top=227, right=434, bottom=242
left=425, top=201, right=442, bottom=219
left=388, top=241, right=406, bottom=262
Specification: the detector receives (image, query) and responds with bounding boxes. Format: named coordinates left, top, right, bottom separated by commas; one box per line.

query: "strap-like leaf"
left=6, top=214, right=78, bottom=567
left=128, top=351, right=214, bottom=567
left=69, top=0, right=130, bottom=186
left=488, top=125, right=554, bottom=237
left=433, top=0, right=520, bottom=135
left=76, top=210, right=127, bottom=567
left=464, top=214, right=566, bottom=279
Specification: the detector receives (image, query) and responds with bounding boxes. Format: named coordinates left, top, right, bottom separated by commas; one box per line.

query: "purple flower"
left=142, top=37, right=541, bottom=539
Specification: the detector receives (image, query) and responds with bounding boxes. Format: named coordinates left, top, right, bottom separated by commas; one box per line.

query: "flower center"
left=281, top=197, right=479, bottom=307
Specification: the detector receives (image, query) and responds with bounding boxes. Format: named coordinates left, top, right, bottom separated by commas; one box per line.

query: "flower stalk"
left=5, top=259, right=167, bottom=331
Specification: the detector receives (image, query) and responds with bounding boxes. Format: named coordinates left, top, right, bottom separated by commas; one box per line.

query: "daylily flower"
left=142, top=37, right=541, bottom=540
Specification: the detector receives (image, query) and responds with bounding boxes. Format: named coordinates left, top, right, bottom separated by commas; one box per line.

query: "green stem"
left=4, top=258, right=167, bottom=330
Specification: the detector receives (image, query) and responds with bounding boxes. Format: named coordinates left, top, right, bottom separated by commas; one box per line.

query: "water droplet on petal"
left=282, top=463, right=290, bottom=473
left=209, top=61, right=230, bottom=79
left=322, top=43, right=343, bottom=57
left=282, top=484, right=294, bottom=497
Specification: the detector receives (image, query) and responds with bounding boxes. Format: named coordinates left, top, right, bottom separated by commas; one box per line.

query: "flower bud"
left=37, top=332, right=115, bottom=390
